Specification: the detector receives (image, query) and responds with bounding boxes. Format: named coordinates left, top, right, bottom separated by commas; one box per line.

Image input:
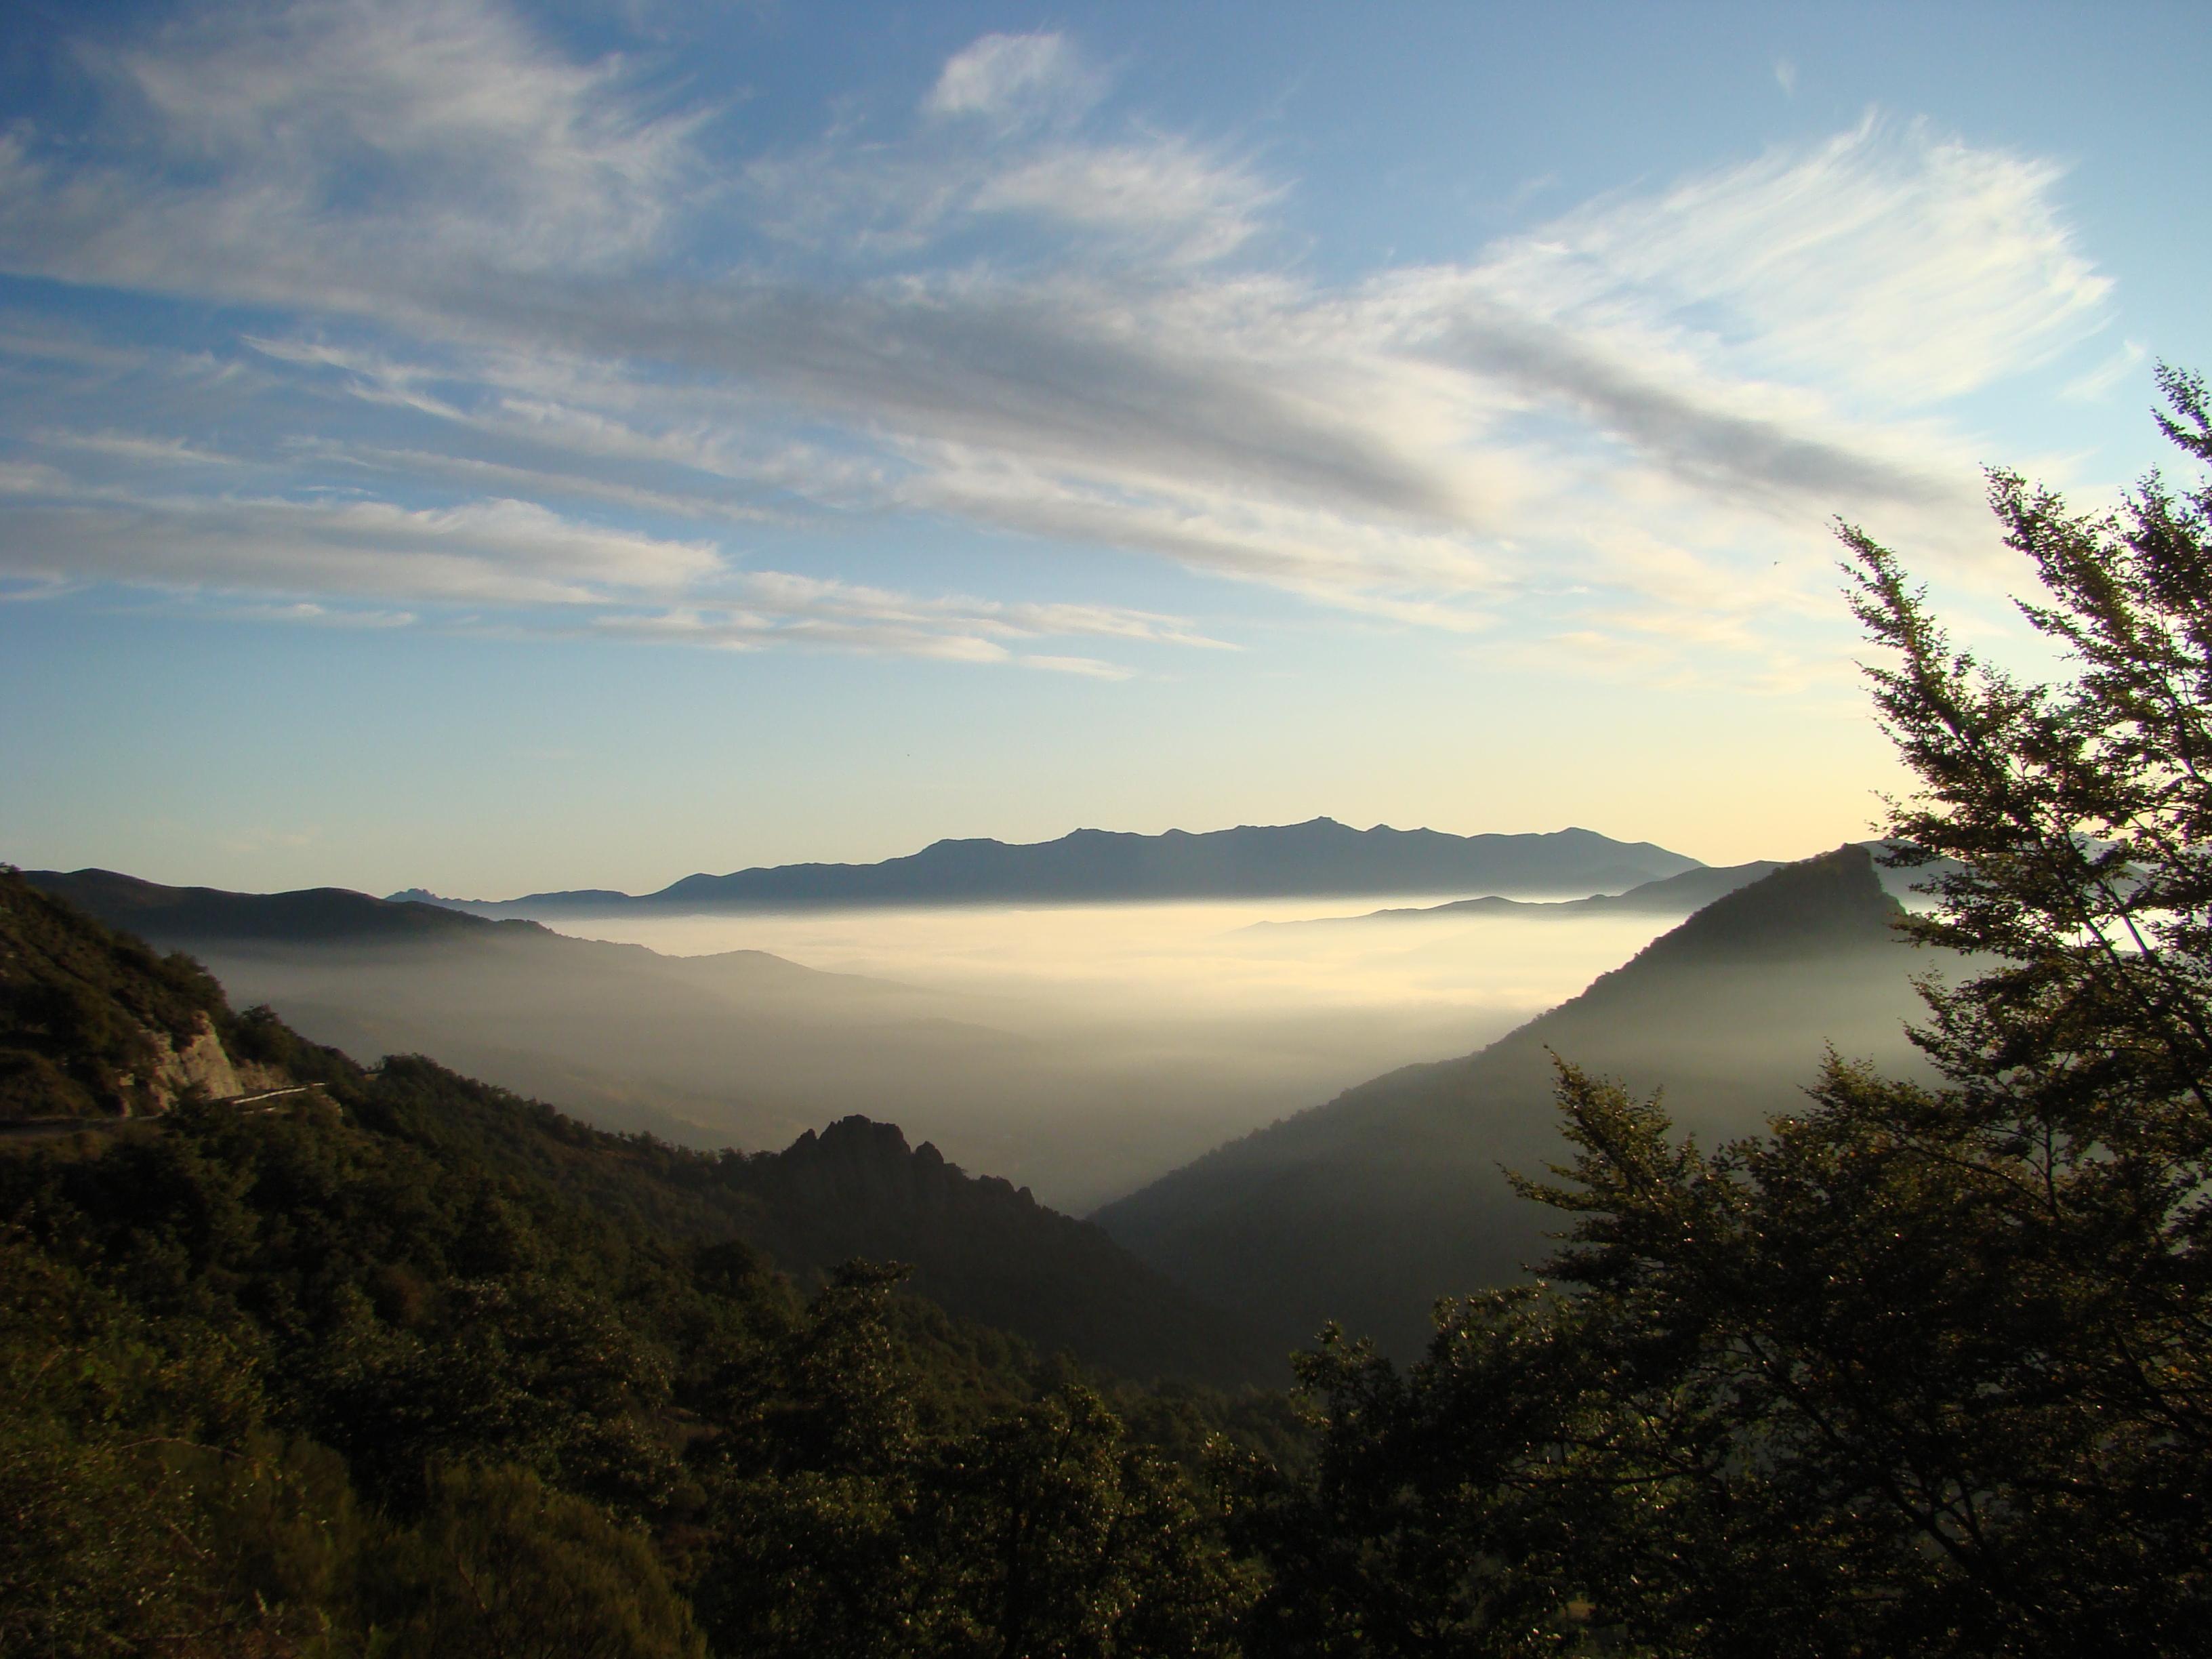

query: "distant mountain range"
left=1253, top=847, right=1954, bottom=931
left=1253, top=859, right=1788, bottom=928
left=1093, top=846, right=1941, bottom=1358
left=392, top=819, right=1704, bottom=914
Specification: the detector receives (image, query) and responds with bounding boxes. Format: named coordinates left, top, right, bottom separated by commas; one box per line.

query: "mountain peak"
left=1092, top=844, right=1933, bottom=1359
left=806, top=1114, right=915, bottom=1159
left=1634, top=844, right=1902, bottom=966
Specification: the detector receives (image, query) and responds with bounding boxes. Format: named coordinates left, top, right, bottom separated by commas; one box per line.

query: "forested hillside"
left=1098, top=847, right=1936, bottom=1355
left=1, top=873, right=249, bottom=1120
left=0, top=869, right=1305, bottom=1655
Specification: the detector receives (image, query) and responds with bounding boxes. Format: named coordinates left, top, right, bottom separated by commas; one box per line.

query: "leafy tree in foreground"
left=1237, top=369, right=2212, bottom=1656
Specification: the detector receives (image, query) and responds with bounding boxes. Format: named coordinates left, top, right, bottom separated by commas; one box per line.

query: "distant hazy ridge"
left=392, top=818, right=1702, bottom=913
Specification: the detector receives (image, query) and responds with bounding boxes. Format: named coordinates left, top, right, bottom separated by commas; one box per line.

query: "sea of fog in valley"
left=176, top=894, right=1686, bottom=1212
left=474, top=896, right=1685, bottom=1209
left=536, top=897, right=1673, bottom=1015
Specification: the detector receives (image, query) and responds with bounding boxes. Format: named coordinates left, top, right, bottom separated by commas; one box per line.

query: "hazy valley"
left=9, top=832, right=1948, bottom=1382
left=25, top=823, right=1856, bottom=1214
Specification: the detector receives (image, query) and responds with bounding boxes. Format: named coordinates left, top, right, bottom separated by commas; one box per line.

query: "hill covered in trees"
left=1, top=871, right=1277, bottom=1387
left=0, top=866, right=1309, bottom=1654
left=1098, top=847, right=1936, bottom=1356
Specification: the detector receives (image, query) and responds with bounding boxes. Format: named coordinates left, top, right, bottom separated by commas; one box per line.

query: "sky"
left=1, top=0, right=2205, bottom=898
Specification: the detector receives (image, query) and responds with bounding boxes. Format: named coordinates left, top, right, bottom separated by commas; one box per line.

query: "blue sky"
left=1, top=0, right=2204, bottom=895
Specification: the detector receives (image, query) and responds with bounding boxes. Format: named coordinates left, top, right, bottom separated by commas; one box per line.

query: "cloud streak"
left=0, top=3, right=2116, bottom=684
left=924, top=33, right=1105, bottom=126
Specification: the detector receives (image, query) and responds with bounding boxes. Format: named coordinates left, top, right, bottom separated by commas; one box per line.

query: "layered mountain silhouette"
left=1259, top=847, right=1957, bottom=931
left=22, top=867, right=1031, bottom=1157
left=22, top=866, right=1498, bottom=1212
left=398, top=819, right=1702, bottom=914
left=37, top=867, right=555, bottom=944
left=1093, top=848, right=1939, bottom=1359
left=1261, top=859, right=1787, bottom=928
left=1, top=869, right=1277, bottom=1385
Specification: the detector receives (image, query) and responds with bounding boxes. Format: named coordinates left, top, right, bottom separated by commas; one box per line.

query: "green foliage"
left=0, top=876, right=1277, bottom=1656
left=0, top=1236, right=360, bottom=1656
left=1841, top=363, right=2212, bottom=1151
left=922, top=1385, right=1254, bottom=1658
left=0, top=865, right=232, bottom=1118
left=1232, top=373, right=2212, bottom=1656
left=370, top=1462, right=704, bottom=1659
left=1229, top=1298, right=1622, bottom=1657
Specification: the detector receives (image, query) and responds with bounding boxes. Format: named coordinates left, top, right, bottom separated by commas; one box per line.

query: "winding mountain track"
left=0, top=1082, right=333, bottom=1141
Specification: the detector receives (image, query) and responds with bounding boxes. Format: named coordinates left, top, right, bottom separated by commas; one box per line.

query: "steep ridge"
left=0, top=872, right=1277, bottom=1385
left=405, top=819, right=1702, bottom=913
left=714, top=1117, right=1282, bottom=1385
left=0, top=869, right=290, bottom=1119
left=34, top=867, right=528, bottom=943
left=1092, top=848, right=1937, bottom=1359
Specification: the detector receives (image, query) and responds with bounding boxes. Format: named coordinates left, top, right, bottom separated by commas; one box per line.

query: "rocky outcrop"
left=148, top=1014, right=243, bottom=1107
left=3, top=868, right=321, bottom=1122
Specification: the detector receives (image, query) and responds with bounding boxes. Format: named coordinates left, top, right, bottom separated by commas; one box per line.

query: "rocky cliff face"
left=135, top=1012, right=288, bottom=1111
left=1, top=870, right=287, bottom=1120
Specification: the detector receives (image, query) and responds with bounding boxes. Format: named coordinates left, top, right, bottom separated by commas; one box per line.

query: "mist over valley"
left=30, top=859, right=1726, bottom=1212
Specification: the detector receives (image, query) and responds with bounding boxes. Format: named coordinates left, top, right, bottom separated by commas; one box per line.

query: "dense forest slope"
left=720, top=1115, right=1281, bottom=1385
left=0, top=868, right=1296, bottom=1654
left=400, top=818, right=1701, bottom=912
left=1095, top=848, right=1936, bottom=1357
left=2, top=872, right=1277, bottom=1385
left=1, top=873, right=283, bottom=1119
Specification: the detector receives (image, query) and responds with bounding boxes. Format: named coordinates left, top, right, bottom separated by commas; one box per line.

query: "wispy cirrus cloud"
left=0, top=1, right=2118, bottom=686
left=970, top=138, right=1284, bottom=262
left=0, top=459, right=1215, bottom=663
left=0, top=478, right=720, bottom=606
left=924, top=32, right=1106, bottom=127
left=592, top=572, right=1221, bottom=668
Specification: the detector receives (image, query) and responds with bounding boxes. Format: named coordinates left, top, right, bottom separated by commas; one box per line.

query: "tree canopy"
left=1235, top=368, right=2212, bottom=1656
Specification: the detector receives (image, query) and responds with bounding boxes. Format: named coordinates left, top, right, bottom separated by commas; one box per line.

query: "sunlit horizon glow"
left=1, top=1, right=2205, bottom=895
